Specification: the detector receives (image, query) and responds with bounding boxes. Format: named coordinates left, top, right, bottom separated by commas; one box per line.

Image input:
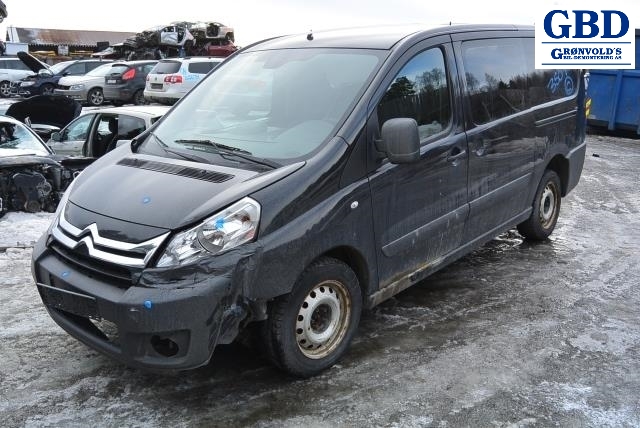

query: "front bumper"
left=31, top=233, right=251, bottom=370
left=53, top=88, right=87, bottom=101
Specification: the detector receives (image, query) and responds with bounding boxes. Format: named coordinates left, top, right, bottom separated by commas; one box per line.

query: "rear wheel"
left=132, top=89, right=146, bottom=105
left=261, top=257, right=362, bottom=378
left=0, top=80, right=10, bottom=98
left=87, top=88, right=104, bottom=106
left=517, top=170, right=562, bottom=240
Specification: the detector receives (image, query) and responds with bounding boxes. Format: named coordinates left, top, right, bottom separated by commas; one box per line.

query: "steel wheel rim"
left=42, top=86, right=53, bottom=95
left=296, top=280, right=351, bottom=359
left=539, top=182, right=558, bottom=229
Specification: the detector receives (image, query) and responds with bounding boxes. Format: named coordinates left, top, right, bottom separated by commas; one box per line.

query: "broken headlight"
left=156, top=197, right=261, bottom=268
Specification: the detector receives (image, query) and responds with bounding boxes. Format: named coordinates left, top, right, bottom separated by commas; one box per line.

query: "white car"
left=143, top=57, right=223, bottom=105
left=0, top=57, right=33, bottom=98
left=47, top=105, right=169, bottom=157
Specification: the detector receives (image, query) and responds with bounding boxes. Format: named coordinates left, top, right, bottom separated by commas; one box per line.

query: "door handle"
left=447, top=148, right=466, bottom=163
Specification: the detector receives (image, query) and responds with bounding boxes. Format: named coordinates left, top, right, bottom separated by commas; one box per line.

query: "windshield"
left=86, top=63, right=115, bottom=77
left=141, top=48, right=383, bottom=164
left=0, top=121, right=50, bottom=156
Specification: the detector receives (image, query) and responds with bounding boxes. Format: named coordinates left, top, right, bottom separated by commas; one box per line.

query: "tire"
left=517, top=170, right=562, bottom=240
left=132, top=89, right=146, bottom=105
left=261, top=257, right=362, bottom=378
left=87, top=88, right=104, bottom=106
left=41, top=83, right=54, bottom=95
left=0, top=80, right=10, bottom=98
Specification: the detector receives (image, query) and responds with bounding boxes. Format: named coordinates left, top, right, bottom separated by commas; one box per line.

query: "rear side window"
left=151, top=61, right=181, bottom=74
left=118, top=115, right=146, bottom=139
left=377, top=47, right=451, bottom=141
left=462, top=38, right=578, bottom=125
left=188, top=61, right=218, bottom=74
left=64, top=63, right=86, bottom=75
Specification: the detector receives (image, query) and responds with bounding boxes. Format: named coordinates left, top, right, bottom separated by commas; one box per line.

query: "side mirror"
left=50, top=131, right=61, bottom=142
left=378, top=118, right=420, bottom=164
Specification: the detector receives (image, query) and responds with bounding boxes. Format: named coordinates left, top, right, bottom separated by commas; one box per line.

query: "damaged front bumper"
left=31, top=233, right=260, bottom=370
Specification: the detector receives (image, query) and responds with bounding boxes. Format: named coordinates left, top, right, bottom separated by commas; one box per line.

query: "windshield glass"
left=142, top=48, right=383, bottom=163
left=0, top=121, right=50, bottom=156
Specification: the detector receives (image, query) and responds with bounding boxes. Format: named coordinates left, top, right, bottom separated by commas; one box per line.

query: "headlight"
left=69, top=84, right=85, bottom=90
left=156, top=197, right=261, bottom=268
left=47, top=180, right=75, bottom=236
left=21, top=81, right=35, bottom=87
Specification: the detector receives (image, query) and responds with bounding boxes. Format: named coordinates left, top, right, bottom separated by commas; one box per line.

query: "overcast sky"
left=1, top=0, right=638, bottom=47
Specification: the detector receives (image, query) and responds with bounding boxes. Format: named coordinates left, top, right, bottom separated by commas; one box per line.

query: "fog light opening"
left=151, top=335, right=180, bottom=357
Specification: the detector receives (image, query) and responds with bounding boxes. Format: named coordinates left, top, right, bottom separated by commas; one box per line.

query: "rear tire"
left=517, top=170, right=562, bottom=240
left=261, top=257, right=362, bottom=378
left=132, top=89, right=146, bottom=105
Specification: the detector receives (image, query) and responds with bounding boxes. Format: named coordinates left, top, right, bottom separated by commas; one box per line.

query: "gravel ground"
left=1, top=133, right=639, bottom=427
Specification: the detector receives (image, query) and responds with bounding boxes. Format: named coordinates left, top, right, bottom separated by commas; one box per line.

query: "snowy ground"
left=0, top=212, right=54, bottom=249
left=1, top=134, right=639, bottom=427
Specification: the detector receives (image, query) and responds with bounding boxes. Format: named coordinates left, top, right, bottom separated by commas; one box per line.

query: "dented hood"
left=68, top=146, right=304, bottom=230
left=17, top=51, right=50, bottom=73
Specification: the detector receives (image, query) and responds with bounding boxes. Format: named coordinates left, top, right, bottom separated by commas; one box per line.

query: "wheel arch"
left=317, top=245, right=370, bottom=302
left=546, top=154, right=570, bottom=196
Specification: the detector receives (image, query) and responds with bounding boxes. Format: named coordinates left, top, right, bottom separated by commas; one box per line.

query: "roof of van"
left=245, top=24, right=534, bottom=51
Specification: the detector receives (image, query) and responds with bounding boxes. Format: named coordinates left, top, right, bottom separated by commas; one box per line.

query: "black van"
left=31, top=24, right=586, bottom=377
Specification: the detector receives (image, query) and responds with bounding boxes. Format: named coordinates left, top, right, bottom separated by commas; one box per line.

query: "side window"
left=522, top=40, right=578, bottom=105
left=62, top=114, right=94, bottom=141
left=117, top=115, right=146, bottom=139
left=188, top=62, right=215, bottom=74
left=462, top=39, right=529, bottom=125
left=377, top=47, right=451, bottom=141
left=64, top=63, right=86, bottom=75
left=462, top=38, right=579, bottom=125
left=85, top=62, right=103, bottom=73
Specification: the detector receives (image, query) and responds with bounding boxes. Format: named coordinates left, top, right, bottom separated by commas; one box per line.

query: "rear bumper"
left=31, top=233, right=251, bottom=371
left=104, top=85, right=135, bottom=102
left=566, top=141, right=587, bottom=194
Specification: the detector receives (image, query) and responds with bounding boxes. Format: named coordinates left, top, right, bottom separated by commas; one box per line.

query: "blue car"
left=10, top=51, right=111, bottom=97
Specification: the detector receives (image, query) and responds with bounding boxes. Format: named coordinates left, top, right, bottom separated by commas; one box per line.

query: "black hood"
left=5, top=95, right=81, bottom=129
left=17, top=51, right=49, bottom=73
left=69, top=147, right=304, bottom=230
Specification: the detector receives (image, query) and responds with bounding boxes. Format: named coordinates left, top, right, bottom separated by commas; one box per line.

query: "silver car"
left=53, top=63, right=117, bottom=107
left=47, top=105, right=169, bottom=157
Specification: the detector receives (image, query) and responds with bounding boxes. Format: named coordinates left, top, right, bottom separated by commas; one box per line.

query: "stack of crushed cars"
left=119, top=21, right=237, bottom=60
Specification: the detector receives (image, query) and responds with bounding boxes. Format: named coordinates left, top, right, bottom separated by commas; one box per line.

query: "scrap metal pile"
left=114, top=21, right=237, bottom=60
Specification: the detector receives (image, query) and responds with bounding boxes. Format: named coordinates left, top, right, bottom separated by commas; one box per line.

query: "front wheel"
left=517, top=170, right=562, bottom=240
left=87, top=88, right=104, bottom=106
left=41, top=83, right=54, bottom=95
left=0, top=80, right=10, bottom=98
left=261, top=257, right=362, bottom=377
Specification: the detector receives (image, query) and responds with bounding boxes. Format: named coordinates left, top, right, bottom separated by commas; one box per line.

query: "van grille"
left=117, top=158, right=234, bottom=183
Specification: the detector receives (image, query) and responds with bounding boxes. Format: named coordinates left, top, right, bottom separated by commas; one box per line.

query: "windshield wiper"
left=149, top=133, right=211, bottom=163
left=174, top=139, right=280, bottom=170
